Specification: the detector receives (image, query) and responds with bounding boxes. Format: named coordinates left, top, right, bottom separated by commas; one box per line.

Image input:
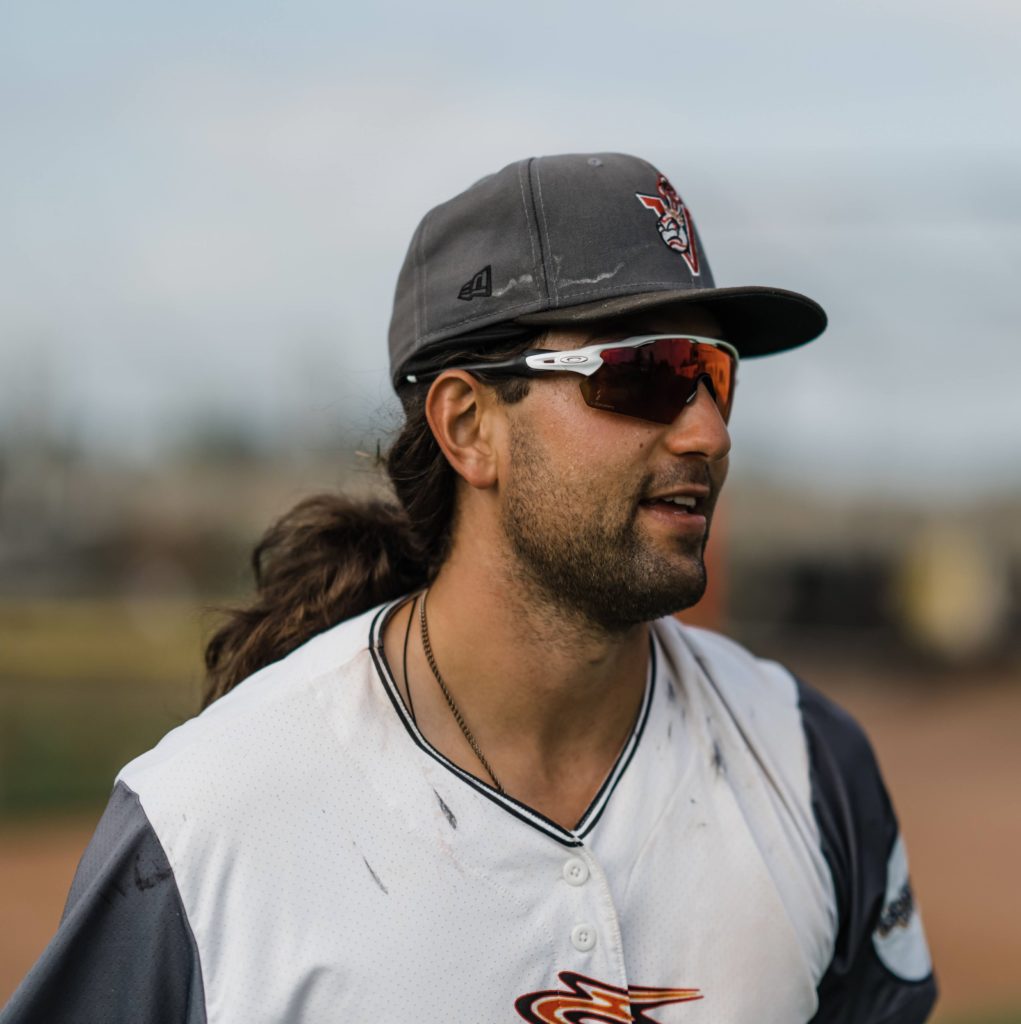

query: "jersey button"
left=562, top=857, right=590, bottom=886
left=571, top=924, right=597, bottom=952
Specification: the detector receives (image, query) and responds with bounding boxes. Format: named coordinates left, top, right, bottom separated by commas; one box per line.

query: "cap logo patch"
left=635, top=175, right=701, bottom=276
left=458, top=265, right=492, bottom=301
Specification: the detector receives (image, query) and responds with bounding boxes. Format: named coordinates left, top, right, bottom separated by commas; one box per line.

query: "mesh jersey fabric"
left=1, top=600, right=936, bottom=1024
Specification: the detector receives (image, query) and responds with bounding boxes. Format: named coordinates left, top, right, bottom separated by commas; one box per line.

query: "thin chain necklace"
left=419, top=590, right=505, bottom=794
left=401, top=593, right=418, bottom=723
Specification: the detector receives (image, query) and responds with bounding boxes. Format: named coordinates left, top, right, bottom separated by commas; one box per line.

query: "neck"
left=382, top=529, right=651, bottom=827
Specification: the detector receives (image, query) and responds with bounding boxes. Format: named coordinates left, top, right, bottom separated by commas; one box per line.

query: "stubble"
left=499, top=422, right=710, bottom=635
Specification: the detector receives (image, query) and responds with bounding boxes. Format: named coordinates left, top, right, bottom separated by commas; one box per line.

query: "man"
left=2, top=153, right=936, bottom=1023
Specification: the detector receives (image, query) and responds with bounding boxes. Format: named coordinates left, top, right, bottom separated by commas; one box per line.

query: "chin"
left=594, top=567, right=708, bottom=631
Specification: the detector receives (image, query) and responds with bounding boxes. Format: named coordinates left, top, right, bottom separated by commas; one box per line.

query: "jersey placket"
left=368, top=599, right=661, bottom=1016
left=511, top=844, right=633, bottom=1020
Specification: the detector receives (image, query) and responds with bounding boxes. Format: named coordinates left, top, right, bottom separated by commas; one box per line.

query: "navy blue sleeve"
left=0, top=781, right=206, bottom=1024
left=797, top=679, right=937, bottom=1024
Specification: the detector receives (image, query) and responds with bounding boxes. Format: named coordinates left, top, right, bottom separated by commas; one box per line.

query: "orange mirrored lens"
left=578, top=338, right=734, bottom=425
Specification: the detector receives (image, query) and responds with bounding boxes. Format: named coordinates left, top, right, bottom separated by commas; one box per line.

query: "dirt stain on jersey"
left=711, top=739, right=726, bottom=776
left=133, top=853, right=173, bottom=892
left=362, top=856, right=389, bottom=895
left=101, top=880, right=127, bottom=907
left=434, top=789, right=458, bottom=829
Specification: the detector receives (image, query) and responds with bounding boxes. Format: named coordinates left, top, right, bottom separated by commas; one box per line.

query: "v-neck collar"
left=368, top=599, right=657, bottom=848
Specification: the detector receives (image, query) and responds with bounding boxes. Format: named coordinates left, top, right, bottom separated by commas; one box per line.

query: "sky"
left=2, top=0, right=1020, bottom=496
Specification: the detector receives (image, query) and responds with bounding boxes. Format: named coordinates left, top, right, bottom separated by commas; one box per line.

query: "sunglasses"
left=406, top=334, right=738, bottom=425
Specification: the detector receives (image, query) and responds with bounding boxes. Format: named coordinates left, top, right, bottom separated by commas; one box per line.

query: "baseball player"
left=2, top=153, right=936, bottom=1023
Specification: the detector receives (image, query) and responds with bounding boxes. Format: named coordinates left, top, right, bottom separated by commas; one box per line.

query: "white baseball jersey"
left=2, top=599, right=936, bottom=1023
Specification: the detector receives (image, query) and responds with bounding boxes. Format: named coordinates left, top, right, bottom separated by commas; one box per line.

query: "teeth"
left=662, top=496, right=696, bottom=508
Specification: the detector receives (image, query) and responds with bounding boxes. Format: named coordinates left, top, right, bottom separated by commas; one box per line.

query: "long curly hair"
left=201, top=339, right=534, bottom=707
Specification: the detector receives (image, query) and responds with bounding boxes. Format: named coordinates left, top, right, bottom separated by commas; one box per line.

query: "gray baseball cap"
left=388, top=152, right=826, bottom=385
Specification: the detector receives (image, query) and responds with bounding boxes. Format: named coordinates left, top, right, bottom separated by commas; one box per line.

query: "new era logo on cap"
left=458, top=265, right=492, bottom=301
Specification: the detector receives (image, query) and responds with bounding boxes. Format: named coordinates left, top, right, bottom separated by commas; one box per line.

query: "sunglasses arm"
left=405, top=350, right=564, bottom=384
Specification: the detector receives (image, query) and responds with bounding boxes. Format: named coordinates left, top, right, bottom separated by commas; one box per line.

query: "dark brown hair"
left=201, top=339, right=534, bottom=708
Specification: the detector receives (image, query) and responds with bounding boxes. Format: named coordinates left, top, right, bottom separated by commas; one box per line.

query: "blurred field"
left=1, top=599, right=1019, bottom=1021
left=0, top=599, right=205, bottom=816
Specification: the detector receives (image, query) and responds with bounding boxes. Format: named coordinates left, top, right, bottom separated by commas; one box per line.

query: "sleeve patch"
left=872, top=835, right=933, bottom=982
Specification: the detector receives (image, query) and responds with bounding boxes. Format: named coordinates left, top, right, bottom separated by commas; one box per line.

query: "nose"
left=662, top=381, right=731, bottom=462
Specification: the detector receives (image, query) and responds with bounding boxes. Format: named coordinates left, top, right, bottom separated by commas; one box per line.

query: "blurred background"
left=1, top=0, right=1019, bottom=1019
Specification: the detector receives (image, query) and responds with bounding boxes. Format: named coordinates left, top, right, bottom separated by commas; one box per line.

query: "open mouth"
left=648, top=494, right=697, bottom=511
left=637, top=490, right=712, bottom=536
left=640, top=494, right=704, bottom=516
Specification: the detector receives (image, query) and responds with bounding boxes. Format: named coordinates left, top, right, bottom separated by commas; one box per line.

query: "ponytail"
left=202, top=495, right=427, bottom=706
left=201, top=337, right=535, bottom=707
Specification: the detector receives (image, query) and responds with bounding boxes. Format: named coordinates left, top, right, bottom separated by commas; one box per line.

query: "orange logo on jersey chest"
left=516, top=970, right=702, bottom=1023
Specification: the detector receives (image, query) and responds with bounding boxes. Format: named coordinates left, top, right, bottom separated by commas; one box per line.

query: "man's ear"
left=424, top=371, right=501, bottom=490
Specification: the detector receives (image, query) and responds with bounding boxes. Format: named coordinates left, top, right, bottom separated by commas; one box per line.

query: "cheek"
left=539, top=391, right=649, bottom=461
left=520, top=384, right=585, bottom=458
left=511, top=380, right=659, bottom=489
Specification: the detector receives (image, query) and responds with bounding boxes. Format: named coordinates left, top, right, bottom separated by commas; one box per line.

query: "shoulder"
left=659, top=618, right=800, bottom=704
left=653, top=618, right=806, bottom=768
left=655, top=616, right=893, bottom=870
left=117, top=601, right=395, bottom=840
left=795, top=677, right=878, bottom=778
left=654, top=620, right=936, bottom=1020
left=653, top=618, right=877, bottom=775
left=0, top=781, right=207, bottom=1023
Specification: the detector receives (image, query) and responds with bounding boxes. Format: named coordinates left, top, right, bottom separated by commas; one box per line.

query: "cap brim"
left=515, top=285, right=826, bottom=358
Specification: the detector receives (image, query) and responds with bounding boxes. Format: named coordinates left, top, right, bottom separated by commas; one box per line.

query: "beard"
left=499, top=423, right=712, bottom=635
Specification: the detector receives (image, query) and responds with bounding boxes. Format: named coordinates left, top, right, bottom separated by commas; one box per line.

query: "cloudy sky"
left=3, top=0, right=1019, bottom=496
